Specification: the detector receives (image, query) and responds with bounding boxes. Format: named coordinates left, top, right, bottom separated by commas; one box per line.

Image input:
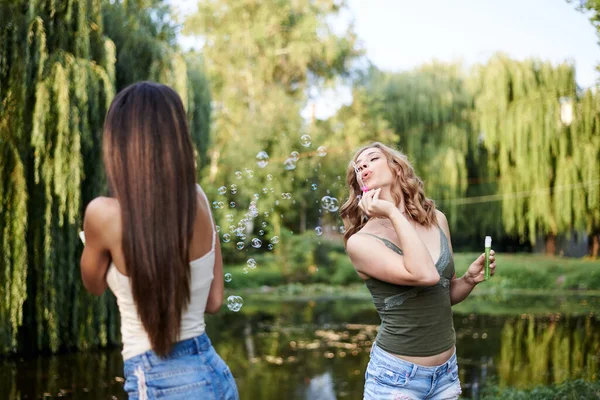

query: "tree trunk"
left=590, top=233, right=599, bottom=259
left=545, top=234, right=556, bottom=255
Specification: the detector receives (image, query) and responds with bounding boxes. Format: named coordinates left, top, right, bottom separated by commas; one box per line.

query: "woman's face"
left=354, top=148, right=395, bottom=191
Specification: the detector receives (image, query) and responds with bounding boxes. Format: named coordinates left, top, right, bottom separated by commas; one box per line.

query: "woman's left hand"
left=464, top=250, right=496, bottom=285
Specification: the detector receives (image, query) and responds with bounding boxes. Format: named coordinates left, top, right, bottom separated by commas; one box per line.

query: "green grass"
left=224, top=252, right=600, bottom=293
left=454, top=252, right=600, bottom=291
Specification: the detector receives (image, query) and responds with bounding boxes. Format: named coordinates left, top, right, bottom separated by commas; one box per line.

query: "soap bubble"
left=245, top=168, right=254, bottom=178
left=315, top=227, right=323, bottom=236
left=267, top=174, right=273, bottom=181
left=317, top=146, right=327, bottom=157
left=226, top=295, right=244, bottom=312
left=235, top=171, right=242, bottom=179
left=224, top=273, right=232, bottom=282
left=236, top=242, right=244, bottom=250
left=218, top=186, right=227, bottom=195
left=259, top=230, right=265, bottom=236
left=328, top=198, right=340, bottom=212
left=284, top=158, right=297, bottom=171
left=251, top=238, right=262, bottom=248
left=290, top=151, right=300, bottom=161
left=226, top=214, right=234, bottom=223
left=300, top=135, right=312, bottom=147
left=247, top=258, right=257, bottom=269
left=311, top=183, right=317, bottom=191
left=270, top=236, right=280, bottom=244
left=256, top=151, right=269, bottom=168
left=222, top=234, right=231, bottom=243
left=230, top=184, right=238, bottom=194
left=230, top=202, right=236, bottom=208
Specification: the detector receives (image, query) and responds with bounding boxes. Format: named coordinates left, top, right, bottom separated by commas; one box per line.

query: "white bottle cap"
left=485, top=236, right=492, bottom=247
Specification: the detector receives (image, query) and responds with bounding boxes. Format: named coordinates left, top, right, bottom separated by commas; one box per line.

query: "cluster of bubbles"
left=320, top=196, right=340, bottom=212
left=281, top=193, right=292, bottom=199
left=226, top=295, right=244, bottom=312
left=212, top=201, right=226, bottom=209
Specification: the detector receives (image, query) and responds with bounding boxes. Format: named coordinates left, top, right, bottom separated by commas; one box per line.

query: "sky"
left=173, top=0, right=600, bottom=118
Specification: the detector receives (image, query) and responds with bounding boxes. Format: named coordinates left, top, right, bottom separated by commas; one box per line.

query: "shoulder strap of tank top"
left=196, top=184, right=216, bottom=251
left=356, top=232, right=403, bottom=255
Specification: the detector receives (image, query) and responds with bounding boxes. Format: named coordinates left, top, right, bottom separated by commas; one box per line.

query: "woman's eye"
left=371, top=157, right=378, bottom=162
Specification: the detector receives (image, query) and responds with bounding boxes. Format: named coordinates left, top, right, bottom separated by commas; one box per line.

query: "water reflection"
left=1, top=295, right=598, bottom=399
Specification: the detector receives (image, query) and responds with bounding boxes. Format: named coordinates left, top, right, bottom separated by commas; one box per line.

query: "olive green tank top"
left=360, top=228, right=456, bottom=357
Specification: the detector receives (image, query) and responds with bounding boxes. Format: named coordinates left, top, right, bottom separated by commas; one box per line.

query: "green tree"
left=184, top=0, right=362, bottom=264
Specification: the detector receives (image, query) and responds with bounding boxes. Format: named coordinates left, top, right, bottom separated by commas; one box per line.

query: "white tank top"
left=106, top=185, right=216, bottom=360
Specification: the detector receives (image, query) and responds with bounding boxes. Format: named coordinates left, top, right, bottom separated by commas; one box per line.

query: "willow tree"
left=469, top=55, right=599, bottom=254
left=366, top=64, right=474, bottom=232
left=184, top=0, right=361, bottom=263
left=0, top=0, right=116, bottom=354
left=0, top=0, right=211, bottom=355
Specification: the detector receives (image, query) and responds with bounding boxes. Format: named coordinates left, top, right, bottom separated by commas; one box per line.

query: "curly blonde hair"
left=340, top=142, right=438, bottom=245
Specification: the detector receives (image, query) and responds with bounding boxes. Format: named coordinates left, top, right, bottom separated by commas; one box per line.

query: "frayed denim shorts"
left=123, top=333, right=239, bottom=399
left=364, top=343, right=462, bottom=400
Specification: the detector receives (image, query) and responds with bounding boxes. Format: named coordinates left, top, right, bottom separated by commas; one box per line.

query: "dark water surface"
left=1, top=293, right=599, bottom=399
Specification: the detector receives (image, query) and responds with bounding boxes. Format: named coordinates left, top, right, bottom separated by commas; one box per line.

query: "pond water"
left=1, top=293, right=599, bottom=399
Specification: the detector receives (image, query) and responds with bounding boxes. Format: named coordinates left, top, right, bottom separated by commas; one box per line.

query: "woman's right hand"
left=358, top=188, right=396, bottom=219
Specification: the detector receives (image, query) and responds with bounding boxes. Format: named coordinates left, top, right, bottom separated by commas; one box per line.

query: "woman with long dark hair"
left=80, top=82, right=238, bottom=399
left=341, top=142, right=497, bottom=399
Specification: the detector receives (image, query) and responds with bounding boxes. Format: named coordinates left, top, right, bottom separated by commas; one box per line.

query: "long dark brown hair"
left=340, top=142, right=437, bottom=245
left=103, top=82, right=197, bottom=357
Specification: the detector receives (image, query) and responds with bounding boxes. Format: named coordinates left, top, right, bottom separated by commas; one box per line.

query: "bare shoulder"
left=435, top=209, right=449, bottom=230
left=83, top=197, right=120, bottom=244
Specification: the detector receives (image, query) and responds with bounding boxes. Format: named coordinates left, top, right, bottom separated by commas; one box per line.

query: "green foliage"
left=481, top=379, right=600, bottom=399
left=0, top=0, right=211, bottom=355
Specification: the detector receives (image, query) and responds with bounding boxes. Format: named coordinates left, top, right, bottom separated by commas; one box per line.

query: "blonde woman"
left=340, top=142, right=496, bottom=399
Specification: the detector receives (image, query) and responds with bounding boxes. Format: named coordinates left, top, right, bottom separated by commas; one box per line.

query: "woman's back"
left=104, top=184, right=217, bottom=360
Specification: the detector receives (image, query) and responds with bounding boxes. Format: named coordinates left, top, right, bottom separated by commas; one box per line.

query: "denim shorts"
left=123, top=333, right=239, bottom=399
left=364, top=343, right=462, bottom=400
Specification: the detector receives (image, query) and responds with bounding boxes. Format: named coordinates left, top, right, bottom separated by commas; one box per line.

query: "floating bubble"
left=226, top=214, right=234, bottom=222
left=230, top=202, right=236, bottom=208
left=268, top=244, right=274, bottom=250
left=262, top=187, right=268, bottom=194
left=267, top=174, right=273, bottom=181
left=315, top=227, right=323, bottom=236
left=311, top=183, right=317, bottom=191
left=251, top=238, right=262, bottom=248
left=270, top=236, right=280, bottom=244
left=226, top=295, right=244, bottom=312
left=284, top=158, right=297, bottom=171
left=281, top=193, right=292, bottom=199
left=230, top=184, right=238, bottom=194
left=229, top=225, right=236, bottom=232
left=261, top=222, right=267, bottom=228
left=270, top=188, right=275, bottom=193
left=300, top=135, right=312, bottom=147
left=259, top=230, right=265, bottom=236
left=317, top=146, right=327, bottom=157
left=275, top=200, right=279, bottom=206
left=328, top=198, right=340, bottom=212
left=235, top=171, right=242, bottom=179
left=243, top=268, right=249, bottom=274
left=339, top=226, right=346, bottom=234
left=256, top=151, right=269, bottom=168
left=245, top=168, right=254, bottom=178
left=290, top=151, right=300, bottom=161
left=218, top=186, right=227, bottom=195
left=236, top=242, right=244, bottom=250
left=247, top=258, right=257, bottom=269
left=216, top=225, right=220, bottom=232
left=263, top=212, right=270, bottom=217
left=253, top=193, right=260, bottom=201
left=320, top=196, right=332, bottom=209
left=238, top=233, right=247, bottom=240
left=222, top=233, right=231, bottom=243
left=224, top=273, right=233, bottom=282
left=212, top=201, right=221, bottom=209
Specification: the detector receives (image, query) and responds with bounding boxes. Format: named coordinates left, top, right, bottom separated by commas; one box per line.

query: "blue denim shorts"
left=364, top=343, right=462, bottom=400
left=123, top=333, right=239, bottom=400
